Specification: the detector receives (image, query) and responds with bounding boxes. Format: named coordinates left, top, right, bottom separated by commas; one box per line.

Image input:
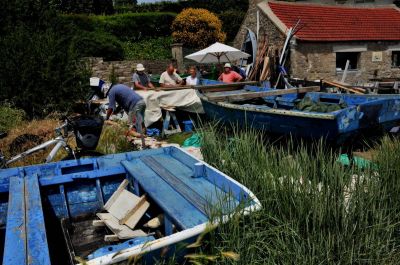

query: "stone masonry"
left=290, top=41, right=400, bottom=83
left=88, top=57, right=171, bottom=84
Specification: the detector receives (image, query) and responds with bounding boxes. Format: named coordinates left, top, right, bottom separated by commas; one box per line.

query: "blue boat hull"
left=198, top=80, right=400, bottom=143
left=0, top=147, right=261, bottom=265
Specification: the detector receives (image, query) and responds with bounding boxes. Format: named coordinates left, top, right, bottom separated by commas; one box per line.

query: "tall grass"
left=197, top=125, right=400, bottom=265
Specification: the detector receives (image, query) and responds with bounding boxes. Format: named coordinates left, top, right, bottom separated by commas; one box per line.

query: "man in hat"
left=132, top=63, right=154, bottom=90
left=218, top=63, right=243, bottom=83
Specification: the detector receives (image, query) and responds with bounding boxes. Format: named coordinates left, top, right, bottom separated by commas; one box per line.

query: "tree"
left=171, top=8, right=226, bottom=48
left=0, top=0, right=90, bottom=118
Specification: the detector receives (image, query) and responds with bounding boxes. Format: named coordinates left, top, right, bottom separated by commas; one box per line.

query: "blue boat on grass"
left=197, top=80, right=400, bottom=143
left=0, top=147, right=261, bottom=265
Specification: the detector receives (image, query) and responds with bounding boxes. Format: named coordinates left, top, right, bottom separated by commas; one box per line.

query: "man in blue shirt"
left=105, top=84, right=146, bottom=135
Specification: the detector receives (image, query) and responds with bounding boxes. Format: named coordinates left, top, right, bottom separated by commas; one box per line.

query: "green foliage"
left=53, top=0, right=115, bottom=15
left=122, top=37, right=172, bottom=60
left=60, top=12, right=176, bottom=41
left=71, top=31, right=124, bottom=60
left=198, top=125, right=400, bottom=264
left=0, top=0, right=90, bottom=118
left=0, top=104, right=25, bottom=132
left=218, top=10, right=247, bottom=42
left=96, top=125, right=133, bottom=154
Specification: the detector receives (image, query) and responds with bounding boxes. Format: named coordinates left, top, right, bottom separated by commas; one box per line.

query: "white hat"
left=224, top=63, right=232, bottom=68
left=90, top=77, right=100, bottom=87
left=136, top=63, right=145, bottom=71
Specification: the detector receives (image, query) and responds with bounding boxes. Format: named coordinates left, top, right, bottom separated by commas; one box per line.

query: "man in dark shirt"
left=132, top=63, right=154, bottom=90
left=105, top=84, right=146, bottom=135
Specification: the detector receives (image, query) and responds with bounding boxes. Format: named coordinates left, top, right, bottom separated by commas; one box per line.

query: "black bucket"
left=72, top=116, right=103, bottom=150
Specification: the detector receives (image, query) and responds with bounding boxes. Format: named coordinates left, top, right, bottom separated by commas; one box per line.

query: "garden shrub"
left=60, top=12, right=176, bottom=41
left=0, top=104, right=25, bottom=132
left=71, top=31, right=124, bottom=61
left=172, top=8, right=226, bottom=48
left=218, top=10, right=247, bottom=42
left=122, top=37, right=172, bottom=60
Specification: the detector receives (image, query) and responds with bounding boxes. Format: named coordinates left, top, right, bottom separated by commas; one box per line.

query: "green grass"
left=0, top=103, right=25, bottom=132
left=189, top=125, right=400, bottom=265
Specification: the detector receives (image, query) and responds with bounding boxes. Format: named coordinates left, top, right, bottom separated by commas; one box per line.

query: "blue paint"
left=3, top=176, right=26, bottom=265
left=25, top=174, right=51, bottom=265
left=199, top=79, right=400, bottom=143
left=0, top=147, right=259, bottom=264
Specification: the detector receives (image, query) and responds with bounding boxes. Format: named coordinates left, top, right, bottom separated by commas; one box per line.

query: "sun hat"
left=224, top=63, right=232, bottom=68
left=136, top=63, right=145, bottom=71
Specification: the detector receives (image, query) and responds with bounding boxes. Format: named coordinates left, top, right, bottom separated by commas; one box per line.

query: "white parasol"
left=185, top=42, right=250, bottom=64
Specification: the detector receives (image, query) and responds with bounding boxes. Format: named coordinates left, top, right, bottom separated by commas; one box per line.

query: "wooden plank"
left=97, top=213, right=147, bottom=239
left=92, top=220, right=105, bottom=227
left=3, top=176, right=26, bottom=265
left=107, top=190, right=141, bottom=221
left=25, top=174, right=51, bottom=265
left=119, top=195, right=147, bottom=225
left=104, top=235, right=119, bottom=242
left=104, top=179, right=129, bottom=211
left=323, top=80, right=364, bottom=94
left=124, top=201, right=150, bottom=229
left=207, top=86, right=320, bottom=102
left=140, top=156, right=209, bottom=216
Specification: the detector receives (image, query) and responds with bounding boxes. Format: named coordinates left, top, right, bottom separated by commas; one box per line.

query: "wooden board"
left=323, top=80, right=364, bottom=94
left=124, top=200, right=150, bottom=229
left=96, top=213, right=147, bottom=240
left=206, top=86, right=320, bottom=102
left=107, top=190, right=142, bottom=221
left=194, top=81, right=258, bottom=92
left=104, top=179, right=129, bottom=211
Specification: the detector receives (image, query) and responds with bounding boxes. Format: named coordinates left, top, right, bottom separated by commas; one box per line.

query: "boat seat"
left=3, top=174, right=51, bottom=265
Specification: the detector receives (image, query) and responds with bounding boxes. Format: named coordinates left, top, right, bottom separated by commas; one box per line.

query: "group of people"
left=101, top=62, right=244, bottom=140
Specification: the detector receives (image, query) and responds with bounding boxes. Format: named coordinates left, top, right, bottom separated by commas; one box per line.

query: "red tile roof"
left=266, top=1, right=400, bottom=41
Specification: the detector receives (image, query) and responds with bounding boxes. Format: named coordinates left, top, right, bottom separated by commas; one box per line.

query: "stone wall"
left=290, top=41, right=400, bottom=83
left=88, top=58, right=171, bottom=84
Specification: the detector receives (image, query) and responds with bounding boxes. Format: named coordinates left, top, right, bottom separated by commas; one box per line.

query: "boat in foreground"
left=0, top=147, right=261, bottom=265
left=197, top=80, right=400, bottom=143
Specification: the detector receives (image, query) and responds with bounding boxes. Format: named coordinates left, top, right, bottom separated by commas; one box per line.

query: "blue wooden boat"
left=197, top=80, right=400, bottom=143
left=0, top=147, right=261, bottom=265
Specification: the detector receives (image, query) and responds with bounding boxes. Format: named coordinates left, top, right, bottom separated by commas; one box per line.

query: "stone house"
left=234, top=0, right=400, bottom=83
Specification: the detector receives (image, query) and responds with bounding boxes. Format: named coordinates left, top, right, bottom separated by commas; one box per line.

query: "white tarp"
left=97, top=89, right=204, bottom=127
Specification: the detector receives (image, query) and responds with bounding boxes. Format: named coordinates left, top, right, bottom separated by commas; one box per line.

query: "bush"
left=172, top=8, right=226, bottom=48
left=122, top=37, right=172, bottom=60
left=71, top=31, right=124, bottom=61
left=0, top=26, right=90, bottom=118
left=0, top=104, right=25, bottom=132
left=60, top=12, right=176, bottom=41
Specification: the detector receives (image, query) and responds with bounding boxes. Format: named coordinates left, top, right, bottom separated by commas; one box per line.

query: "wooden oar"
left=207, top=86, right=320, bottom=102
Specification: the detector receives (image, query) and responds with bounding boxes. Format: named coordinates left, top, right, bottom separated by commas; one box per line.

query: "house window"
left=392, top=51, right=400, bottom=68
left=336, top=52, right=360, bottom=71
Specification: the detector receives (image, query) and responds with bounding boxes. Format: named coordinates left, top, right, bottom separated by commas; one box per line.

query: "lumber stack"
left=247, top=35, right=281, bottom=82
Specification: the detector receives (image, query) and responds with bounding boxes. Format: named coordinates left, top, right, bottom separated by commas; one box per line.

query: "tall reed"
left=197, top=125, right=400, bottom=265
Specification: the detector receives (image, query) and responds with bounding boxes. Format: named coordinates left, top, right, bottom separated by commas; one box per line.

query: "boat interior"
left=0, top=147, right=256, bottom=265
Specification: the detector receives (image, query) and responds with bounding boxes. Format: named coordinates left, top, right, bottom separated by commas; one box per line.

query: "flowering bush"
left=171, top=8, right=226, bottom=48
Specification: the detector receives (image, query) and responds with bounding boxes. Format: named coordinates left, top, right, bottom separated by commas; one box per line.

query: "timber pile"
left=247, top=35, right=281, bottom=82
left=322, top=80, right=366, bottom=95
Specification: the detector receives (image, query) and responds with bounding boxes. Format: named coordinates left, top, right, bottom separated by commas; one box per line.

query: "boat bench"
left=3, top=174, right=51, bottom=265
left=121, top=154, right=238, bottom=235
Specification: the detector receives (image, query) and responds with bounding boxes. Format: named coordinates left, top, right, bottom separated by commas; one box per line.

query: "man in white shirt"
left=159, top=64, right=183, bottom=87
left=185, top=66, right=199, bottom=86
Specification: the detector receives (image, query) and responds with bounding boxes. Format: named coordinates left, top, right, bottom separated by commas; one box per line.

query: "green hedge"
left=60, top=12, right=176, bottom=41
left=122, top=37, right=172, bottom=60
